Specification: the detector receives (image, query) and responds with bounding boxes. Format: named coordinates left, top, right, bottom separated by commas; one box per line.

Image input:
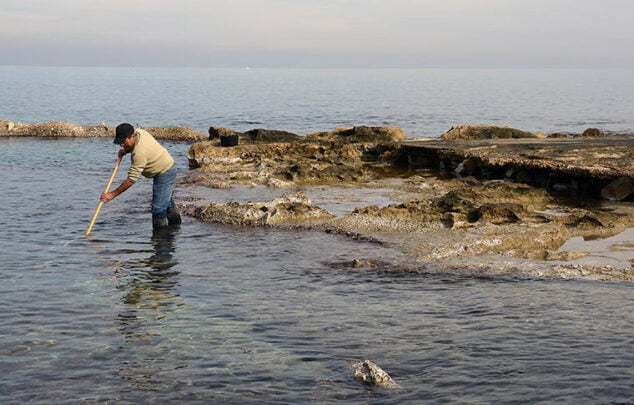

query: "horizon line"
left=2, top=63, right=633, bottom=70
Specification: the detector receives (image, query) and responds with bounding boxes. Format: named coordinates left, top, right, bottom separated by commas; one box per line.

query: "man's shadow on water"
left=117, top=226, right=183, bottom=341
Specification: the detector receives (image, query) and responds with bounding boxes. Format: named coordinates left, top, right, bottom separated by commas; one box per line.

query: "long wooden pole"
left=85, top=157, right=122, bottom=236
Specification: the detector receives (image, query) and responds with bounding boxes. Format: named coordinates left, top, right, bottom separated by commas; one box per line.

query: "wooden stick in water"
left=85, top=157, right=122, bottom=236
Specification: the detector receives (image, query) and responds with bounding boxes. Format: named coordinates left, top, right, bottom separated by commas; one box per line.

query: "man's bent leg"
left=152, top=166, right=178, bottom=228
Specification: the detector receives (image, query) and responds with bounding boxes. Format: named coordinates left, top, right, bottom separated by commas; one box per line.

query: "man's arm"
left=100, top=178, right=134, bottom=203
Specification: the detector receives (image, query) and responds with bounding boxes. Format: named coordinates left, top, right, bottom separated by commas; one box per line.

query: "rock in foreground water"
left=350, top=360, right=397, bottom=387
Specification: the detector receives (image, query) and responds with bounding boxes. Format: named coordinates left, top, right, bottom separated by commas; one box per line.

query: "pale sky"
left=1, top=0, right=633, bottom=68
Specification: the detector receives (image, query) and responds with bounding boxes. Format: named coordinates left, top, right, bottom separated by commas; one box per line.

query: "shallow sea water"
left=1, top=137, right=633, bottom=403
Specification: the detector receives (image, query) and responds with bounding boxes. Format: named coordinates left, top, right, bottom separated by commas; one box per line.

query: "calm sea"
left=1, top=66, right=634, bottom=137
left=1, top=67, right=633, bottom=403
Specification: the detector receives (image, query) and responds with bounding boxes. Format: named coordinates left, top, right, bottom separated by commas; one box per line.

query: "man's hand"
left=118, top=148, right=128, bottom=159
left=99, top=179, right=134, bottom=203
left=100, top=192, right=116, bottom=203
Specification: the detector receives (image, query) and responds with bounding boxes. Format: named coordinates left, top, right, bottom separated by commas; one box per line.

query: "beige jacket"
left=127, top=128, right=174, bottom=183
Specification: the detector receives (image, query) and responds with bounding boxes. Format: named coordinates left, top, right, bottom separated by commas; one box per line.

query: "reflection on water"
left=113, top=227, right=185, bottom=390
left=117, top=227, right=183, bottom=338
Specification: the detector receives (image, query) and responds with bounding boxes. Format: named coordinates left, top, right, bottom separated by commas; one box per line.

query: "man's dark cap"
left=114, top=123, right=135, bottom=144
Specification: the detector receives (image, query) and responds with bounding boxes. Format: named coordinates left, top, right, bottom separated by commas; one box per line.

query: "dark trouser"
left=151, top=166, right=177, bottom=219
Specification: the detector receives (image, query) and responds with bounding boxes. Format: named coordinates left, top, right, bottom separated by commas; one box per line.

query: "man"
left=100, top=123, right=181, bottom=229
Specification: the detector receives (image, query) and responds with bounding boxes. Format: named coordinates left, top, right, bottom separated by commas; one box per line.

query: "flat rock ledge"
left=402, top=134, right=634, bottom=201
left=0, top=120, right=206, bottom=141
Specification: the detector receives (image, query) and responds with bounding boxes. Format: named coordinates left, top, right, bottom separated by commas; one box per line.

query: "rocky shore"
left=4, top=119, right=633, bottom=280
left=183, top=124, right=634, bottom=281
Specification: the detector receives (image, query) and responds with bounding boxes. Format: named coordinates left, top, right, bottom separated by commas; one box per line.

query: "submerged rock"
left=440, top=125, right=538, bottom=140
left=349, top=360, right=397, bottom=387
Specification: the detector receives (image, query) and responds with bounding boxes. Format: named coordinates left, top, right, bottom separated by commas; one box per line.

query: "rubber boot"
left=167, top=206, right=182, bottom=226
left=152, top=217, right=169, bottom=229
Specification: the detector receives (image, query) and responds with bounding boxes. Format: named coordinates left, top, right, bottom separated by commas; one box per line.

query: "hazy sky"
left=1, top=0, right=633, bottom=68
